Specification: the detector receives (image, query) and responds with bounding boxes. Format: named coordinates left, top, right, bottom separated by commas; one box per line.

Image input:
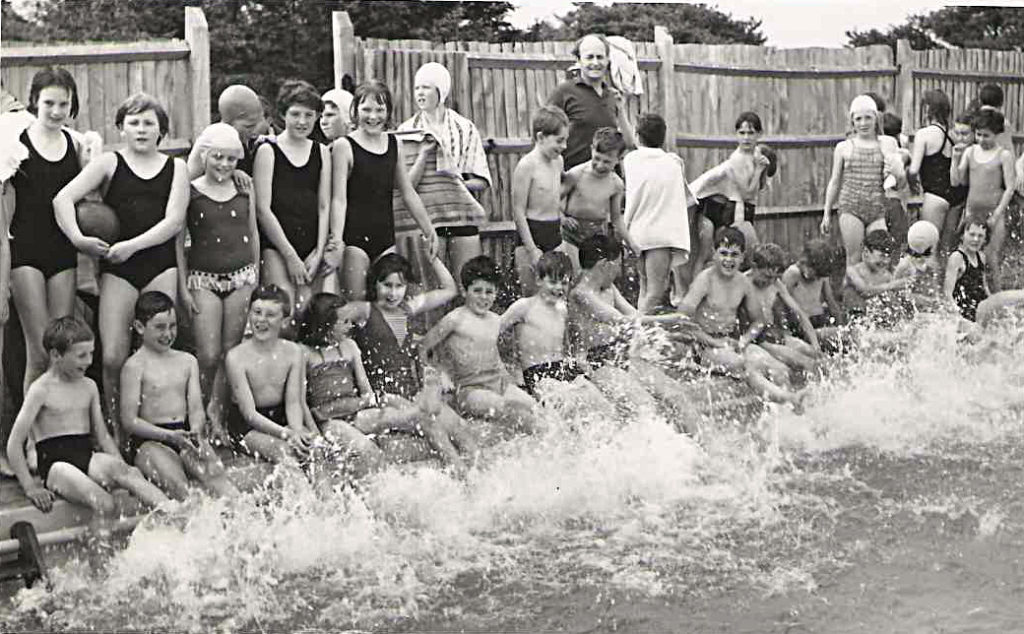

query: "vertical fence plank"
left=185, top=7, right=210, bottom=141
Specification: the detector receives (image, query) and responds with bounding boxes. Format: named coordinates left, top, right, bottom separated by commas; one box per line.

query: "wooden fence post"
left=184, top=6, right=210, bottom=140
left=896, top=38, right=915, bottom=134
left=333, top=11, right=356, bottom=89
left=654, top=26, right=677, bottom=150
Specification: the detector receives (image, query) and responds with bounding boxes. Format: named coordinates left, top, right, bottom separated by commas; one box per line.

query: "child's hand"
left=819, top=212, right=832, bottom=235
left=286, top=252, right=310, bottom=286
left=562, top=216, right=580, bottom=233
left=26, top=485, right=55, bottom=512
left=304, top=250, right=323, bottom=280
left=76, top=236, right=110, bottom=259
left=419, top=136, right=437, bottom=157
left=321, top=240, right=344, bottom=274
left=232, top=170, right=253, bottom=194
left=181, top=290, right=200, bottom=316
left=169, top=429, right=197, bottom=452
left=423, top=229, right=439, bottom=258
left=529, top=245, right=543, bottom=266
left=105, top=241, right=137, bottom=265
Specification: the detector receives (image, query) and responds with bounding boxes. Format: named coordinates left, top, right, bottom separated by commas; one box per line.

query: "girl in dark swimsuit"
left=5, top=69, right=83, bottom=399
left=331, top=80, right=438, bottom=300
left=944, top=219, right=990, bottom=321
left=908, top=90, right=956, bottom=250
left=254, top=79, right=331, bottom=325
left=54, top=92, right=188, bottom=428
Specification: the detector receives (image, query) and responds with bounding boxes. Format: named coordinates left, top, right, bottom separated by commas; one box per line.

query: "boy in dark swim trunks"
left=120, top=291, right=238, bottom=500
left=225, top=285, right=318, bottom=464
left=512, top=105, right=569, bottom=295
left=499, top=252, right=609, bottom=408
left=6, top=316, right=169, bottom=515
left=782, top=238, right=846, bottom=351
left=558, top=127, right=638, bottom=271
left=420, top=256, right=539, bottom=434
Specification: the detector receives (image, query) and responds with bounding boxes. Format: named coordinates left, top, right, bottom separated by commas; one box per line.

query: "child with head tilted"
left=331, top=80, right=438, bottom=300
left=951, top=108, right=1014, bottom=292
left=419, top=256, right=539, bottom=434
left=120, top=292, right=238, bottom=500
left=894, top=220, right=943, bottom=314
left=977, top=83, right=1014, bottom=152
left=781, top=238, right=845, bottom=348
left=567, top=235, right=699, bottom=434
left=299, top=293, right=473, bottom=467
left=558, top=127, right=637, bottom=271
left=745, top=244, right=821, bottom=372
left=224, top=285, right=318, bottom=464
left=821, top=95, right=906, bottom=268
left=512, top=105, right=569, bottom=295
left=842, top=229, right=910, bottom=326
left=187, top=84, right=265, bottom=181
left=623, top=113, right=695, bottom=313
left=943, top=218, right=990, bottom=322
left=690, top=111, right=777, bottom=274
left=499, top=251, right=584, bottom=396
left=336, top=255, right=478, bottom=457
left=677, top=227, right=806, bottom=410
left=177, top=123, right=260, bottom=444
left=6, top=316, right=169, bottom=514
left=254, top=79, right=331, bottom=321
left=53, top=92, right=189, bottom=425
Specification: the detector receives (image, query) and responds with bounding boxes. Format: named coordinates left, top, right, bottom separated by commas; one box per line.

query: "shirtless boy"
left=746, top=243, right=821, bottom=372
left=512, top=105, right=569, bottom=294
left=558, top=127, right=638, bottom=271
left=678, top=227, right=806, bottom=410
left=420, top=256, right=538, bottom=433
left=187, top=84, right=264, bottom=179
left=782, top=238, right=845, bottom=349
left=499, top=251, right=607, bottom=408
left=225, top=285, right=318, bottom=463
left=844, top=229, right=911, bottom=326
left=120, top=291, right=238, bottom=500
left=569, top=235, right=698, bottom=435
left=7, top=316, right=169, bottom=516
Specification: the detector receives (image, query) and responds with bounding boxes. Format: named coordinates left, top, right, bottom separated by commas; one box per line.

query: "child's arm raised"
left=106, top=158, right=188, bottom=265
left=5, top=383, right=54, bottom=510
left=776, top=281, right=820, bottom=351
left=951, top=145, right=970, bottom=188
left=820, top=142, right=847, bottom=235
left=394, top=148, right=439, bottom=258
left=119, top=357, right=192, bottom=452
left=52, top=152, right=116, bottom=258
left=254, top=143, right=309, bottom=286
left=408, top=254, right=458, bottom=315
left=418, top=309, right=460, bottom=364
left=511, top=157, right=543, bottom=264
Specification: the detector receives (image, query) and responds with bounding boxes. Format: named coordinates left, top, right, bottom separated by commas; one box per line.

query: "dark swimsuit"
left=10, top=129, right=80, bottom=278
left=587, top=337, right=630, bottom=371
left=343, top=135, right=398, bottom=262
left=102, top=152, right=176, bottom=290
left=522, top=359, right=583, bottom=396
left=952, top=249, right=988, bottom=321
left=919, top=124, right=962, bottom=205
left=517, top=218, right=562, bottom=252
left=261, top=141, right=321, bottom=261
left=36, top=434, right=94, bottom=486
left=226, top=404, right=287, bottom=448
left=698, top=194, right=756, bottom=230
left=126, top=420, right=188, bottom=463
left=352, top=305, right=421, bottom=400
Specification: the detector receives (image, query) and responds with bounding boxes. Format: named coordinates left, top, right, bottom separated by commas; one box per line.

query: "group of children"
left=2, top=66, right=1023, bottom=519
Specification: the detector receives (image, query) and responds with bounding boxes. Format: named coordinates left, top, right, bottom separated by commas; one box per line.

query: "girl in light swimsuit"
left=951, top=108, right=1014, bottom=292
left=821, top=95, right=905, bottom=268
left=176, top=123, right=260, bottom=442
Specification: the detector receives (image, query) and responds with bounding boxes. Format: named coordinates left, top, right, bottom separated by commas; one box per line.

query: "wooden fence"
left=0, top=6, right=210, bottom=155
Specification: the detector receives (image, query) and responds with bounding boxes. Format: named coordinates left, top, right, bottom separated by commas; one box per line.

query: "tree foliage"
left=550, top=2, right=766, bottom=45
left=847, top=7, right=1024, bottom=51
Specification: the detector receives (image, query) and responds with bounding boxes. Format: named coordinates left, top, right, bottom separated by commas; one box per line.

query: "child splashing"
left=177, top=123, right=260, bottom=443
left=821, top=95, right=905, bottom=267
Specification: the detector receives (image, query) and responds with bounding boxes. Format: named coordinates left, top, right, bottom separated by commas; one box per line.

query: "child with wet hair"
left=746, top=243, right=821, bottom=371
left=944, top=218, right=990, bottom=321
left=843, top=229, right=910, bottom=327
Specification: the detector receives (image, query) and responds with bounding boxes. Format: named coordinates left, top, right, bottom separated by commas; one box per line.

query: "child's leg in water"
left=628, top=358, right=699, bottom=435
left=135, top=442, right=192, bottom=501
left=759, top=339, right=820, bottom=372
left=588, top=365, right=660, bottom=419
left=743, top=345, right=806, bottom=409
left=180, top=440, right=239, bottom=497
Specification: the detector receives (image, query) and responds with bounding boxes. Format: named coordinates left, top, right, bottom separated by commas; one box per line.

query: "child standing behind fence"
left=512, top=105, right=569, bottom=295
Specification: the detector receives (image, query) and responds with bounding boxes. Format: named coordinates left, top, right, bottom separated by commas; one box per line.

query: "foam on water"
left=7, top=314, right=1024, bottom=631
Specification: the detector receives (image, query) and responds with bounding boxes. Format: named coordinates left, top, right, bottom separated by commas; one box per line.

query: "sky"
left=507, top=0, right=951, bottom=48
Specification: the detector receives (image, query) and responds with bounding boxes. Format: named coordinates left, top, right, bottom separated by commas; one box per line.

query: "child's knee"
left=92, top=492, right=117, bottom=515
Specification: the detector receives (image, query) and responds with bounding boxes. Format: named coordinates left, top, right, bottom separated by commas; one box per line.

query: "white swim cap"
left=849, top=94, right=878, bottom=118
left=321, top=88, right=353, bottom=115
left=414, top=62, right=451, bottom=105
left=907, top=220, right=939, bottom=254
left=196, top=122, right=243, bottom=157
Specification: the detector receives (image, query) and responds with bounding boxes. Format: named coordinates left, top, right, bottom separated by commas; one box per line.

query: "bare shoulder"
left=611, top=172, right=624, bottom=191
left=225, top=339, right=253, bottom=365
left=339, top=338, right=362, bottom=359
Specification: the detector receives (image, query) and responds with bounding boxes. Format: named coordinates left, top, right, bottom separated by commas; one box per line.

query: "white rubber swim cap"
left=907, top=220, right=939, bottom=253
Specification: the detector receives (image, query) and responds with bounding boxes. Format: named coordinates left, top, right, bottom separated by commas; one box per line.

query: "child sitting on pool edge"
left=7, top=316, right=169, bottom=516
left=120, top=291, right=238, bottom=500
left=419, top=256, right=539, bottom=434
left=224, top=285, right=318, bottom=465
